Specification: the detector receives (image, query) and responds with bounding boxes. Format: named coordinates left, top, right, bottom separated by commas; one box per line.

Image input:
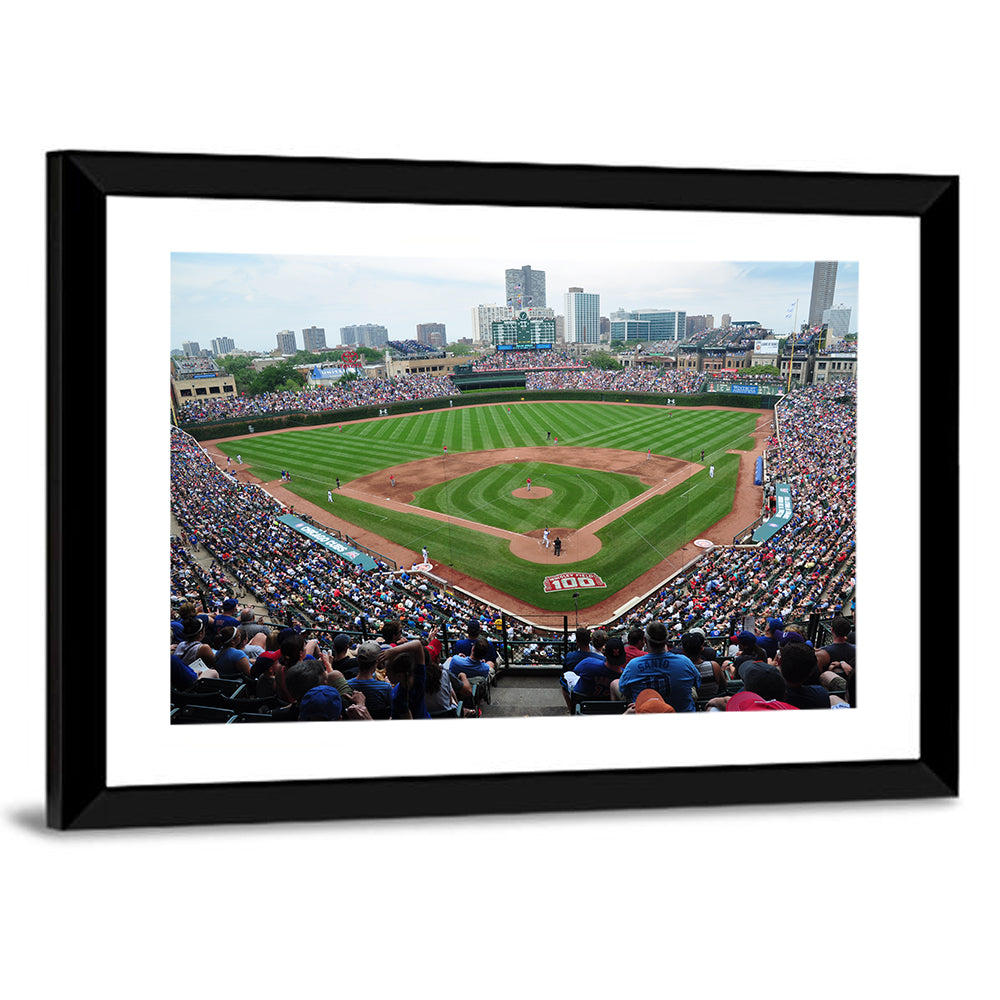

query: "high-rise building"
left=686, top=315, right=711, bottom=336
left=276, top=330, right=297, bottom=354
left=340, top=324, right=388, bottom=348
left=632, top=309, right=686, bottom=342
left=416, top=322, right=447, bottom=348
left=506, top=265, right=546, bottom=310
left=808, top=262, right=838, bottom=327
left=210, top=336, right=235, bottom=356
left=302, top=326, right=327, bottom=352
left=610, top=319, right=652, bottom=341
left=181, top=340, right=200, bottom=357
left=565, top=288, right=601, bottom=344
left=721, top=314, right=731, bottom=330
left=821, top=305, right=852, bottom=343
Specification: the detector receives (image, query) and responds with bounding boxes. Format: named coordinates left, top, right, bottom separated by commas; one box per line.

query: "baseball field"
left=214, top=400, right=761, bottom=614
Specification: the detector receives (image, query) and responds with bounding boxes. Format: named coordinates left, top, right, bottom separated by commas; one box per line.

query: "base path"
left=201, top=406, right=773, bottom=624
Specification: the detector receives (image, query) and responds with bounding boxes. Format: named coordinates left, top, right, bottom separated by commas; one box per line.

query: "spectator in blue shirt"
left=612, top=621, right=701, bottom=712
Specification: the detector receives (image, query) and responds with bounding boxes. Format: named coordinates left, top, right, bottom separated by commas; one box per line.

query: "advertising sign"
left=276, top=514, right=379, bottom=571
left=542, top=572, right=607, bottom=593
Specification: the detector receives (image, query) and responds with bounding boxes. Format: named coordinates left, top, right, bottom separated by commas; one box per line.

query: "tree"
left=447, top=343, right=474, bottom=356
left=250, top=362, right=305, bottom=395
left=588, top=350, right=623, bottom=371
left=217, top=355, right=256, bottom=394
left=745, top=363, right=780, bottom=377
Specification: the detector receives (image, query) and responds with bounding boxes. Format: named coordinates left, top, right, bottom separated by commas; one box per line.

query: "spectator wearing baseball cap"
left=347, top=641, right=394, bottom=719
left=776, top=642, right=831, bottom=709
left=453, top=618, right=499, bottom=663
left=560, top=635, right=627, bottom=710
left=612, top=621, right=701, bottom=712
left=755, top=617, right=784, bottom=660
left=330, top=632, right=359, bottom=679
left=727, top=631, right=770, bottom=674
left=213, top=598, right=242, bottom=632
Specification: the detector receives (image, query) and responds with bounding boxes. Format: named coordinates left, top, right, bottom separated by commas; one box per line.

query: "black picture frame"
left=47, top=151, right=958, bottom=829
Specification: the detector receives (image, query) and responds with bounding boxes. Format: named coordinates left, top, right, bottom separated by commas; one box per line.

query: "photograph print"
left=169, top=253, right=859, bottom=724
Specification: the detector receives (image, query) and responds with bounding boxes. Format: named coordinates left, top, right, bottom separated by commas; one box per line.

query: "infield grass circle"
left=412, top=462, right=648, bottom=531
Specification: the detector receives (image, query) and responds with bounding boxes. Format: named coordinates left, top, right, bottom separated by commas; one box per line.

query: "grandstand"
left=171, top=366, right=856, bottom=722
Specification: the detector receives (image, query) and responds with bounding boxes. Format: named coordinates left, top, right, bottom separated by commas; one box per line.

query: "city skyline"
left=171, top=253, right=859, bottom=353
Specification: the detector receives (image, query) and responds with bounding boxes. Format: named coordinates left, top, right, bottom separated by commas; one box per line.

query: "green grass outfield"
left=217, top=402, right=757, bottom=612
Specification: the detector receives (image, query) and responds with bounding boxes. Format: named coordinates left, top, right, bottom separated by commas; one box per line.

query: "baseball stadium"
left=170, top=332, right=856, bottom=722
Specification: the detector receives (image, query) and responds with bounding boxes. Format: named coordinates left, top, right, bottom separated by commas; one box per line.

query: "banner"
left=276, top=514, right=380, bottom=571
left=543, top=572, right=607, bottom=593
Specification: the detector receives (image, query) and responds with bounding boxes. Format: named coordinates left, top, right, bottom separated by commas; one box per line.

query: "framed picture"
left=47, top=152, right=957, bottom=829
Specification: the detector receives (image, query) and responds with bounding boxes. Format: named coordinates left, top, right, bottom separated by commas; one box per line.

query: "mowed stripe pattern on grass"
left=220, top=402, right=755, bottom=488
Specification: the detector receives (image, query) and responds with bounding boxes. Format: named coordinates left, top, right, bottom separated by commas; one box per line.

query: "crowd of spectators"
left=178, top=374, right=457, bottom=424
left=170, top=425, right=536, bottom=650
left=385, top=340, right=445, bottom=357
left=525, top=366, right=705, bottom=394
left=172, top=356, right=222, bottom=375
left=471, top=350, right=586, bottom=371
left=615, top=380, right=855, bottom=645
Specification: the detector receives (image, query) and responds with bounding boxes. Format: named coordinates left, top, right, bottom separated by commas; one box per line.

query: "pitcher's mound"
left=511, top=487, right=552, bottom=499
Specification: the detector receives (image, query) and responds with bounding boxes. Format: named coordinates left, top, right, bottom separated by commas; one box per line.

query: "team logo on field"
left=542, top=572, right=607, bottom=593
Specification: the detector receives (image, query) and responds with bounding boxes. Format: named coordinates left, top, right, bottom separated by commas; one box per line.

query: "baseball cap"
left=333, top=633, right=351, bottom=653
left=604, top=636, right=627, bottom=667
left=726, top=690, right=799, bottom=712
left=223, top=598, right=238, bottom=610
left=739, top=661, right=786, bottom=700
left=779, top=630, right=807, bottom=646
left=355, top=641, right=383, bottom=664
left=766, top=617, right=784, bottom=633
left=688, top=626, right=707, bottom=638
left=634, top=689, right=675, bottom=714
left=736, top=630, right=757, bottom=643
left=297, top=685, right=343, bottom=721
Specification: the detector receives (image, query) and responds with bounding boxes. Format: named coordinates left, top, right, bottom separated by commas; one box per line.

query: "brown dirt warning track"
left=202, top=403, right=773, bottom=623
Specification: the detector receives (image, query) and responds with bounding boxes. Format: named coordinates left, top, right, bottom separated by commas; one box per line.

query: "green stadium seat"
left=171, top=704, right=237, bottom=724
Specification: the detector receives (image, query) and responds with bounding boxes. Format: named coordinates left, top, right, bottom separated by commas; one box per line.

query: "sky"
left=170, top=254, right=859, bottom=353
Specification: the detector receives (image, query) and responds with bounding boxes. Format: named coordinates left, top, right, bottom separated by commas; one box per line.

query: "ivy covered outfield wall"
left=178, top=389, right=781, bottom=440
